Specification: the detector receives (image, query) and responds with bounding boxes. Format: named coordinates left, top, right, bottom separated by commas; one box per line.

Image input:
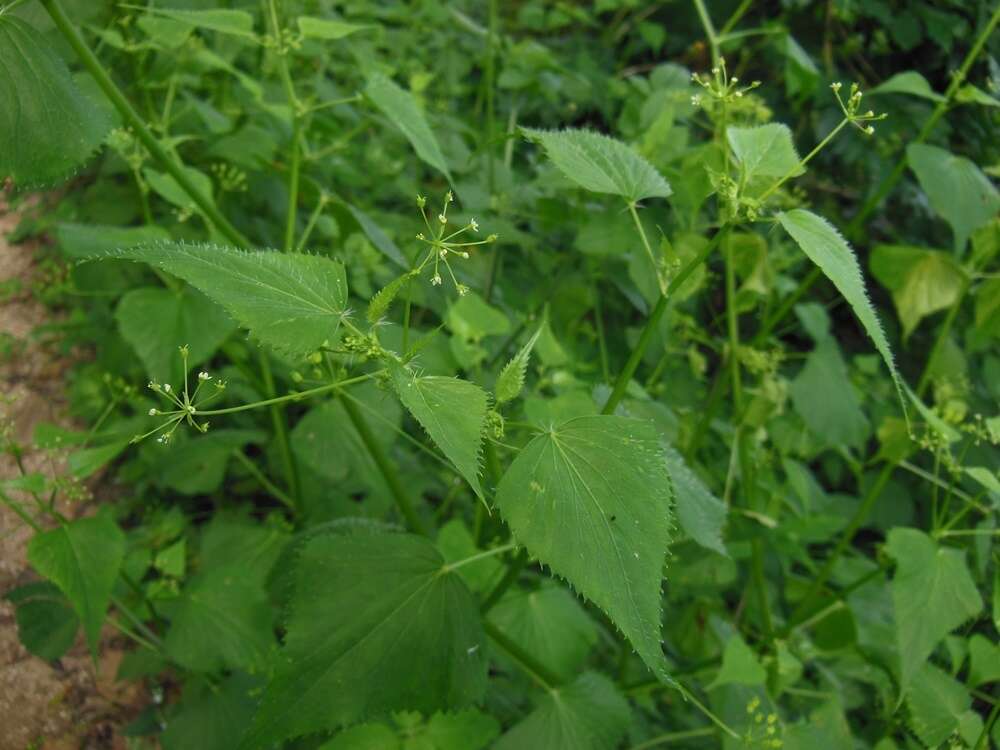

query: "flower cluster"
left=830, top=82, right=887, bottom=135
left=690, top=56, right=761, bottom=108
left=415, top=191, right=497, bottom=296
left=132, top=346, right=226, bottom=445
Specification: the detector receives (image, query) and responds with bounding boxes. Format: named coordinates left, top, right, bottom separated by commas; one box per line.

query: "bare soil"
left=0, top=198, right=144, bottom=749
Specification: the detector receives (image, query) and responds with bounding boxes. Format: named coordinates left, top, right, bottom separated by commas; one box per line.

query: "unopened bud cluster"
left=830, top=82, right=887, bottom=135
left=690, top=57, right=761, bottom=108
left=415, top=191, right=497, bottom=296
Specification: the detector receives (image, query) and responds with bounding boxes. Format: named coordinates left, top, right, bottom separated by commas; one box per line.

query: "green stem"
left=603, top=226, right=728, bottom=416
left=628, top=202, right=664, bottom=294
left=232, top=450, right=297, bottom=512
left=341, top=395, right=429, bottom=536
left=258, top=353, right=300, bottom=508
left=195, top=372, right=377, bottom=415
left=483, top=0, right=501, bottom=302
left=442, top=543, right=517, bottom=573
left=628, top=727, right=717, bottom=750
left=691, top=0, right=719, bottom=64
left=757, top=118, right=848, bottom=204
left=0, top=489, right=41, bottom=532
left=975, top=697, right=1000, bottom=750
left=480, top=548, right=528, bottom=613
left=284, top=121, right=303, bottom=252
left=39, top=0, right=249, bottom=248
left=482, top=620, right=560, bottom=690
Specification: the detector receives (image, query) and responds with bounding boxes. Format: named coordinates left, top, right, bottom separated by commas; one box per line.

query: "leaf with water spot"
left=494, top=415, right=675, bottom=682
left=238, top=532, right=488, bottom=749
left=103, top=242, right=348, bottom=358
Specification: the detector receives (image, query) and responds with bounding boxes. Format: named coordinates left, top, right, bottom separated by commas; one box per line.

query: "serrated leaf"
left=727, top=123, right=803, bottom=181
left=494, top=415, right=675, bottom=682
left=663, top=445, right=727, bottom=556
left=907, top=143, right=1000, bottom=253
left=0, top=16, right=112, bottom=187
left=368, top=270, right=418, bottom=323
left=390, top=362, right=488, bottom=498
left=297, top=16, right=370, bottom=40
left=239, top=532, right=488, bottom=749
left=870, top=71, right=946, bottom=102
left=116, top=286, right=237, bottom=383
left=366, top=74, right=452, bottom=181
left=522, top=127, right=671, bottom=204
left=870, top=244, right=966, bottom=338
left=493, top=671, right=630, bottom=750
left=27, top=513, right=126, bottom=659
left=495, top=324, right=543, bottom=404
left=491, top=584, right=598, bottom=681
left=163, top=566, right=274, bottom=673
left=104, top=242, right=348, bottom=358
left=778, top=209, right=905, bottom=414
left=886, top=528, right=983, bottom=693
left=4, top=582, right=79, bottom=661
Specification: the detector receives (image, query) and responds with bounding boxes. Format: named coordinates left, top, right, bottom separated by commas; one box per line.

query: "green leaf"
left=365, top=74, right=452, bottom=181
left=778, top=209, right=905, bottom=414
left=436, top=520, right=504, bottom=594
left=521, top=127, right=672, bottom=204
left=390, top=363, right=488, bottom=499
left=199, top=513, right=290, bottom=588
left=239, top=532, right=487, bottom=749
left=493, top=671, right=630, bottom=750
left=105, top=242, right=348, bottom=358
left=297, top=16, right=371, bottom=40
left=663, top=445, right=727, bottom=556
left=55, top=223, right=170, bottom=259
left=495, top=324, right=543, bottom=405
left=162, top=674, right=260, bottom=750
left=320, top=725, right=400, bottom=750
left=4, top=582, right=79, bottom=661
left=67, top=439, right=129, bottom=479
left=968, top=634, right=1000, bottom=687
left=790, top=338, right=869, bottom=449
left=446, top=292, right=510, bottom=340
left=870, top=244, right=966, bottom=338
left=321, top=710, right=498, bottom=750
left=144, top=166, right=217, bottom=216
left=27, top=512, right=126, bottom=658
left=907, top=143, right=1000, bottom=253
left=494, top=415, right=675, bottom=682
left=368, top=270, right=419, bottom=323
left=0, top=16, right=112, bottom=187
left=163, top=566, right=275, bottom=673
left=158, top=429, right=265, bottom=496
left=709, top=634, right=767, bottom=688
left=116, top=287, right=237, bottom=383
left=906, top=662, right=972, bottom=747
left=886, top=528, right=983, bottom=692
left=870, top=71, right=946, bottom=102
left=131, top=7, right=256, bottom=38
left=727, top=123, right=803, bottom=181
left=490, top=584, right=598, bottom=681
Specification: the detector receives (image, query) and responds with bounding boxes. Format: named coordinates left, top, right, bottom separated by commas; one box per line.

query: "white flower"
left=469, top=218, right=479, bottom=232
left=431, top=273, right=442, bottom=286
left=198, top=371, right=211, bottom=381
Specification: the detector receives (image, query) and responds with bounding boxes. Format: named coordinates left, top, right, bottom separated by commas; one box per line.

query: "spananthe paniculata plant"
left=2, top=0, right=999, bottom=748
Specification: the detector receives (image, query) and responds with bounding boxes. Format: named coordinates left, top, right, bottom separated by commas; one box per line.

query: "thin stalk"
left=232, top=450, right=297, bottom=513
left=294, top=195, right=327, bottom=253
left=483, top=0, right=501, bottom=301
left=691, top=0, right=719, bottom=64
left=757, top=118, right=848, bottom=204
left=39, top=0, right=249, bottom=248
left=593, top=283, right=610, bottom=382
left=603, top=226, right=728, bottom=416
left=975, top=699, right=1000, bottom=750
left=628, top=202, right=665, bottom=294
left=0, top=490, right=41, bottom=532
left=628, top=727, right=717, bottom=750
left=284, top=121, right=303, bottom=252
left=341, top=395, right=429, bottom=536
left=258, top=353, right=300, bottom=508
left=196, top=372, right=378, bottom=415
left=442, top=543, right=517, bottom=573
left=483, top=620, right=560, bottom=690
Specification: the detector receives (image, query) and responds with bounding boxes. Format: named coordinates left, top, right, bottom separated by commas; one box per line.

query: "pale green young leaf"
left=490, top=584, right=598, bottom=681
left=663, top=445, right=727, bottom=556
left=494, top=415, right=675, bottom=682
left=727, top=123, right=803, bottom=181
left=870, top=71, right=946, bottom=102
left=163, top=566, right=274, bottom=673
left=886, top=528, right=982, bottom=692
left=238, top=532, right=488, bottom=749
left=27, top=513, right=126, bottom=659
left=105, top=243, right=348, bottom=358
left=521, top=127, right=672, bottom=204
left=778, top=209, right=905, bottom=414
left=0, top=16, right=112, bottom=187
left=495, top=324, right=543, bottom=404
left=129, top=7, right=256, bottom=38
left=116, top=287, right=236, bottom=383
left=709, top=635, right=767, bottom=688
left=906, top=662, right=973, bottom=747
left=366, top=74, right=452, bottom=181
left=297, top=16, right=370, bottom=40
left=870, top=244, right=966, bottom=338
left=907, top=143, right=1000, bottom=253
left=390, top=363, right=488, bottom=499
left=493, top=671, right=630, bottom=750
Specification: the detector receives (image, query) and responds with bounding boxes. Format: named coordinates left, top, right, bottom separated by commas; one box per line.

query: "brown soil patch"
left=0, top=196, right=145, bottom=749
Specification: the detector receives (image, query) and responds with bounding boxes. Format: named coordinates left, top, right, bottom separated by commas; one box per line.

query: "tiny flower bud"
left=456, top=284, right=469, bottom=296
left=163, top=383, right=171, bottom=393
left=469, top=218, right=479, bottom=232
left=416, top=232, right=425, bottom=240
left=198, top=371, right=210, bottom=381
left=149, top=408, right=158, bottom=416
left=445, top=191, right=453, bottom=203
left=416, top=195, right=426, bottom=207
left=431, top=273, right=442, bottom=286
left=438, top=213, right=447, bottom=224
left=486, top=234, right=498, bottom=243
left=460, top=251, right=469, bottom=259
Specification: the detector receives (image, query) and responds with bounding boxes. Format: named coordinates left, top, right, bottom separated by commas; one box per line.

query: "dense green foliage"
left=1, top=0, right=999, bottom=748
